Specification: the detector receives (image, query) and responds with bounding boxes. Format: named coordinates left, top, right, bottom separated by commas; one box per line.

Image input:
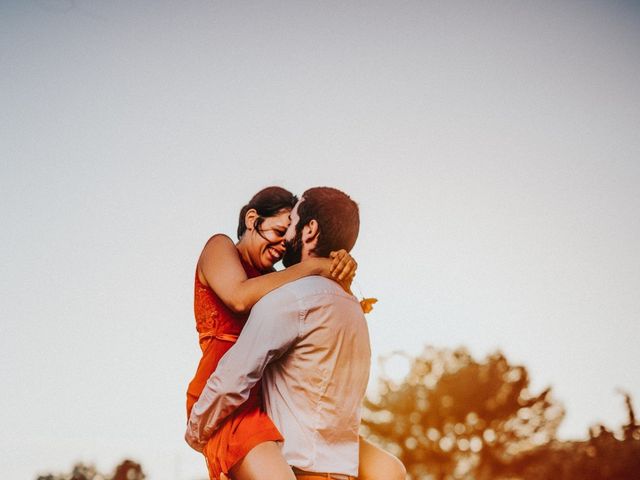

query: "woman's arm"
left=198, top=235, right=355, bottom=314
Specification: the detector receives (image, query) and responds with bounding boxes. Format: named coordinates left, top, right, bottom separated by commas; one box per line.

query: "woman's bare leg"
left=358, top=436, right=406, bottom=480
left=228, top=441, right=296, bottom=480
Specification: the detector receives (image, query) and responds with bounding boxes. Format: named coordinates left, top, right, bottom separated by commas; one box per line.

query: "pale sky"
left=1, top=1, right=639, bottom=479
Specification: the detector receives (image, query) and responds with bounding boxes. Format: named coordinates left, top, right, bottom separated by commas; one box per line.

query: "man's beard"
left=282, top=230, right=303, bottom=267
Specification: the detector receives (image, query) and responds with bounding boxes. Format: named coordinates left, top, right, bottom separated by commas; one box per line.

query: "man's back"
left=253, top=276, right=371, bottom=475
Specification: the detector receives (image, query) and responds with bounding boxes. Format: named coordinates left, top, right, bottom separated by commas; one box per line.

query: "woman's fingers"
left=328, top=250, right=338, bottom=274
left=329, top=249, right=348, bottom=275
left=337, top=258, right=357, bottom=281
left=340, top=260, right=357, bottom=281
left=330, top=249, right=358, bottom=280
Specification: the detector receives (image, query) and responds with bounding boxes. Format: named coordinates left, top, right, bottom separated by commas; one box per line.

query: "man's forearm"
left=185, top=369, right=252, bottom=451
left=184, top=289, right=299, bottom=451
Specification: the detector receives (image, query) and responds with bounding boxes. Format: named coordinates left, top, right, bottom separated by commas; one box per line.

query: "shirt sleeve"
left=185, top=287, right=301, bottom=451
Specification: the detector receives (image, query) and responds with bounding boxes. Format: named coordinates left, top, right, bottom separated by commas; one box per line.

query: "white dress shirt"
left=186, top=275, right=371, bottom=476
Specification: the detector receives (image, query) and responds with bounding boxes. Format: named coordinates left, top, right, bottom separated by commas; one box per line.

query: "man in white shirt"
left=186, top=187, right=371, bottom=480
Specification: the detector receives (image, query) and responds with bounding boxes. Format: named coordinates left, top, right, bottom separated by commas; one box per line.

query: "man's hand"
left=184, top=423, right=207, bottom=453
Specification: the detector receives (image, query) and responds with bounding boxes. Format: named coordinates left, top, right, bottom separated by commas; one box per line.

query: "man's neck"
left=299, top=250, right=318, bottom=263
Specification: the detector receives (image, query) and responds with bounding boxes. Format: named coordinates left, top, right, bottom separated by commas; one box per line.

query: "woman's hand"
left=329, top=249, right=357, bottom=281
left=313, top=250, right=357, bottom=293
left=329, top=249, right=357, bottom=293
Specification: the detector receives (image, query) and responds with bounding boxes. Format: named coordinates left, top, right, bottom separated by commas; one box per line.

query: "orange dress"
left=186, top=253, right=283, bottom=479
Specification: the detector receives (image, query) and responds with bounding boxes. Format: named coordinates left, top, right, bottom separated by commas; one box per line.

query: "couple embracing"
left=185, top=186, right=405, bottom=480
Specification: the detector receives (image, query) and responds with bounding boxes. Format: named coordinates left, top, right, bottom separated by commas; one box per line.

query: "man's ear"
left=302, top=219, right=319, bottom=244
left=244, top=209, right=258, bottom=232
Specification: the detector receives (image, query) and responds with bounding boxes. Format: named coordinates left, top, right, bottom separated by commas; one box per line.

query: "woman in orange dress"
left=186, top=186, right=405, bottom=480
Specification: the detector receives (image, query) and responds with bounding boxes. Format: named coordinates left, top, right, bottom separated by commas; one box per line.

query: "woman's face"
left=247, top=209, right=291, bottom=271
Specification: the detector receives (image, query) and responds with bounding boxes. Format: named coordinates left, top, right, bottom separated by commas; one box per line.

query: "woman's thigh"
left=358, top=436, right=407, bottom=480
left=229, top=441, right=296, bottom=480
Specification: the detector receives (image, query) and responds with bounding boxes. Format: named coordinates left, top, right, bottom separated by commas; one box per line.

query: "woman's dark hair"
left=237, top=186, right=298, bottom=239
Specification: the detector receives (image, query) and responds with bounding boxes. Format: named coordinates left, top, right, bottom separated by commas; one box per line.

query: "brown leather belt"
left=291, top=467, right=356, bottom=480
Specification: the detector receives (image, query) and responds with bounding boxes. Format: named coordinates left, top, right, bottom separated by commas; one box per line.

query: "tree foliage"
left=36, top=459, right=144, bottom=480
left=362, top=346, right=640, bottom=480
left=362, top=346, right=564, bottom=479
left=499, top=392, right=640, bottom=480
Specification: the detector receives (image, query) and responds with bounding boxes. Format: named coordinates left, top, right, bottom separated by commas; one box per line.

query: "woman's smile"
left=265, top=244, right=284, bottom=265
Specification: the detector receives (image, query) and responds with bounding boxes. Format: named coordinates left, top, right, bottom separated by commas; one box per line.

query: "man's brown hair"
left=296, top=187, right=360, bottom=257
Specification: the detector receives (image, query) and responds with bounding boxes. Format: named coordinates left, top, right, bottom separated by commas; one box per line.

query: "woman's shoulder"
left=198, top=234, right=238, bottom=268
left=205, top=232, right=234, bottom=245
left=197, top=233, right=244, bottom=285
left=202, top=233, right=236, bottom=252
